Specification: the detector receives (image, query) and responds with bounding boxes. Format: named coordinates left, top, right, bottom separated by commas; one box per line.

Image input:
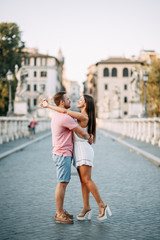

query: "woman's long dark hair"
left=84, top=94, right=96, bottom=142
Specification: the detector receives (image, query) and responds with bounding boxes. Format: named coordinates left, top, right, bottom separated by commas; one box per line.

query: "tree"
left=0, top=22, right=25, bottom=115
left=140, top=60, right=160, bottom=117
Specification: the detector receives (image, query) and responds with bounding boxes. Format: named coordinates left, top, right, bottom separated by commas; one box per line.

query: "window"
left=25, top=58, right=30, bottom=65
left=41, top=71, right=47, bottom=77
left=124, top=111, right=128, bottom=115
left=123, top=68, right=128, bottom=77
left=104, top=84, right=108, bottom=90
left=27, top=99, right=30, bottom=108
left=27, top=84, right=30, bottom=91
left=104, top=68, right=109, bottom=77
left=34, top=84, right=37, bottom=91
left=124, top=84, right=128, bottom=90
left=41, top=58, right=47, bottom=66
left=124, top=97, right=128, bottom=103
left=34, top=57, right=37, bottom=66
left=112, top=68, right=117, bottom=77
left=34, top=71, right=37, bottom=77
left=34, top=98, right=37, bottom=106
left=40, top=84, right=45, bottom=91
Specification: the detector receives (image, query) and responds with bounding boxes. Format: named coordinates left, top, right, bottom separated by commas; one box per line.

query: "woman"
left=40, top=95, right=112, bottom=221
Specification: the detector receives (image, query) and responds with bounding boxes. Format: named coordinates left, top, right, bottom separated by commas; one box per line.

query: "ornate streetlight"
left=6, top=70, right=13, bottom=116
left=143, top=71, right=149, bottom=118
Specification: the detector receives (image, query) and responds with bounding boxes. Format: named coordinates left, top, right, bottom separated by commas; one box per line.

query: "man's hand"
left=40, top=98, right=48, bottom=108
left=88, top=134, right=94, bottom=145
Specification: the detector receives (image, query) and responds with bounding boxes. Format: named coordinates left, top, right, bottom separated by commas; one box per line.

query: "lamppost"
left=143, top=71, right=149, bottom=118
left=6, top=70, right=13, bottom=116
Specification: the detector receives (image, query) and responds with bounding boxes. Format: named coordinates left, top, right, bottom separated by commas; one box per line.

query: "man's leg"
left=53, top=155, right=72, bottom=217
left=55, top=182, right=68, bottom=216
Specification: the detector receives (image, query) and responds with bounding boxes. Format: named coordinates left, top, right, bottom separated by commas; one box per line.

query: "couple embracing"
left=40, top=92, right=112, bottom=224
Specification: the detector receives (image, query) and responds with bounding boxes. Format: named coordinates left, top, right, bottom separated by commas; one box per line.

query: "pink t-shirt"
left=51, top=112, right=78, bottom=157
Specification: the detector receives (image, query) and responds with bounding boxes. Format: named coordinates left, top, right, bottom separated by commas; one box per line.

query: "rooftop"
left=23, top=48, right=57, bottom=59
left=96, top=57, right=143, bottom=65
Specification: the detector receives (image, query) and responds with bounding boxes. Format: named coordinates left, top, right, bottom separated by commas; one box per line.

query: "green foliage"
left=0, top=22, right=25, bottom=115
left=140, top=60, right=160, bottom=117
left=0, top=81, right=8, bottom=114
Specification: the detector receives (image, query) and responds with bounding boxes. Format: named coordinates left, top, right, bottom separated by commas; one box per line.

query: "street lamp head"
left=143, top=72, right=149, bottom=83
left=7, top=70, right=13, bottom=81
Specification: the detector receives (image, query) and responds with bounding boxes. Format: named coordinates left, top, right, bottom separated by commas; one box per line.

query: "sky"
left=0, top=0, right=160, bottom=83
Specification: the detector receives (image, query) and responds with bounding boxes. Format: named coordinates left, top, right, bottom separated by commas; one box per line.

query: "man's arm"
left=72, top=125, right=93, bottom=144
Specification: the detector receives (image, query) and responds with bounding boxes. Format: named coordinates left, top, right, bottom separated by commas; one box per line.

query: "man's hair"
left=54, top=91, right=66, bottom=106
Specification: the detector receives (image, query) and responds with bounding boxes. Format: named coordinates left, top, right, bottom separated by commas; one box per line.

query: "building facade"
left=63, top=78, right=80, bottom=110
left=86, top=57, right=144, bottom=118
left=138, top=50, right=160, bottom=63
left=14, top=48, right=64, bottom=117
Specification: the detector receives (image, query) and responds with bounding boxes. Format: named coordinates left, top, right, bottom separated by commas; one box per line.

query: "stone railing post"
left=1, top=118, right=9, bottom=142
left=151, top=118, right=160, bottom=145
left=137, top=120, right=142, bottom=140
left=141, top=119, right=147, bottom=142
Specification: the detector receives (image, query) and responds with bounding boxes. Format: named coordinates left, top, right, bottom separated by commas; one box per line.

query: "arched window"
left=104, top=68, right=109, bottom=77
left=112, top=68, right=117, bottom=77
left=123, top=68, right=128, bottom=77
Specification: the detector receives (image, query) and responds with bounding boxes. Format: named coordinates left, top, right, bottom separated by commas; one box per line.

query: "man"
left=40, top=92, right=92, bottom=224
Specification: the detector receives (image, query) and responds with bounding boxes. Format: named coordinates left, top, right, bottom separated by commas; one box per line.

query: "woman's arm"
left=40, top=98, right=88, bottom=122
left=48, top=103, right=67, bottom=113
left=40, top=99, right=67, bottom=113
left=66, top=109, right=88, bottom=122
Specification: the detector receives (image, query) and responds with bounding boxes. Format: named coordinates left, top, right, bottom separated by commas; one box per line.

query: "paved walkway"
left=0, top=130, right=51, bottom=158
left=0, top=130, right=160, bottom=240
left=99, top=129, right=160, bottom=167
left=99, top=128, right=160, bottom=159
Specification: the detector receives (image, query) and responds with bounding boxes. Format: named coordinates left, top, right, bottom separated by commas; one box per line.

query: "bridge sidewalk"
left=99, top=128, right=160, bottom=167
left=0, top=130, right=51, bottom=160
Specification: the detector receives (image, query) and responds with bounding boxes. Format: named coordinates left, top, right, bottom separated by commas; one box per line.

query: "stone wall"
left=97, top=118, right=160, bottom=147
left=0, top=117, right=51, bottom=144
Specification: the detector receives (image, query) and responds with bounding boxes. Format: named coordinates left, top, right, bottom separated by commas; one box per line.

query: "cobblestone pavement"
left=0, top=130, right=160, bottom=240
left=0, top=130, right=51, bottom=156
left=100, top=128, right=160, bottom=159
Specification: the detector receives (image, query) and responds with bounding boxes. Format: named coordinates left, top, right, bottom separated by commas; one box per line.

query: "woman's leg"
left=79, top=165, right=106, bottom=214
left=77, top=168, right=91, bottom=215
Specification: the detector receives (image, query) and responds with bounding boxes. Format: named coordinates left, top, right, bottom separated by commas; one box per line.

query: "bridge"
left=0, top=128, right=160, bottom=240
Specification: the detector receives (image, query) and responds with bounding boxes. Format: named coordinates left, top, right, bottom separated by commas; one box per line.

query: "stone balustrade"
left=0, top=117, right=51, bottom=144
left=97, top=118, right=160, bottom=147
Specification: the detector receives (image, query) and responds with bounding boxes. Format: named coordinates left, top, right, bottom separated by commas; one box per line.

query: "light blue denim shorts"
left=52, top=154, right=72, bottom=183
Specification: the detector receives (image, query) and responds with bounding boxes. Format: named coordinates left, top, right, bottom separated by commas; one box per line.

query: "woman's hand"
left=40, top=98, right=48, bottom=108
